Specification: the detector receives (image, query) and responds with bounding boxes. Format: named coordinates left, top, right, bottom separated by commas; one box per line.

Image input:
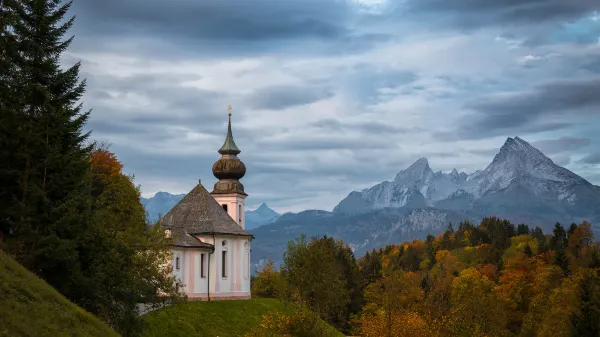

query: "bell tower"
left=211, top=105, right=248, bottom=229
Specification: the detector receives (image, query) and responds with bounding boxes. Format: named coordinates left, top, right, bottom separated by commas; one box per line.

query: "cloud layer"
left=67, top=0, right=600, bottom=212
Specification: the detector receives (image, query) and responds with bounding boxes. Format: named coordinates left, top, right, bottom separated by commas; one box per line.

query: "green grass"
left=140, top=297, right=344, bottom=337
left=0, top=250, right=119, bottom=337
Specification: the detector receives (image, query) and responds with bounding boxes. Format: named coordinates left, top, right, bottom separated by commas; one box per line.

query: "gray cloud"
left=247, top=85, right=333, bottom=110
left=310, top=118, right=423, bottom=134
left=579, top=152, right=600, bottom=164
left=443, top=77, right=600, bottom=140
left=74, top=0, right=349, bottom=41
left=531, top=137, right=591, bottom=155
left=407, top=0, right=600, bottom=27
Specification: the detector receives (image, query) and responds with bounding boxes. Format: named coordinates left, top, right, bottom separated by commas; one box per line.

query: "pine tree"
left=552, top=223, right=568, bottom=251
left=0, top=0, right=91, bottom=295
left=517, top=224, right=530, bottom=236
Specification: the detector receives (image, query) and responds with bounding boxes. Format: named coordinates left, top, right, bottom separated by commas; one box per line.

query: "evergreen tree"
left=567, top=223, right=578, bottom=239
left=552, top=223, right=568, bottom=251
left=524, top=244, right=533, bottom=257
left=0, top=0, right=91, bottom=294
left=517, top=224, right=530, bottom=236
left=554, top=246, right=569, bottom=275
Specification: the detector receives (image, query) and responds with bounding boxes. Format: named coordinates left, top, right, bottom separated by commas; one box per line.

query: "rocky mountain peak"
left=394, top=157, right=434, bottom=185
left=253, top=203, right=279, bottom=217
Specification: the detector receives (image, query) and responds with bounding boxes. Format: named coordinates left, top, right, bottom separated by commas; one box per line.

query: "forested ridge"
left=252, top=218, right=600, bottom=336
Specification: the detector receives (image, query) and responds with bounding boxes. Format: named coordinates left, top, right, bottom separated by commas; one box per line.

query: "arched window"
left=239, top=205, right=242, bottom=225
left=221, top=240, right=228, bottom=278
left=222, top=204, right=228, bottom=212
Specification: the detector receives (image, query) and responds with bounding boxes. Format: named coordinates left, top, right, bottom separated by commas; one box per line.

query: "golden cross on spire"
left=228, top=105, right=232, bottom=116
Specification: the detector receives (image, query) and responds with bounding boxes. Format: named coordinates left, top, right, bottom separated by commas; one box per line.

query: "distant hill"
left=141, top=192, right=186, bottom=223
left=249, top=137, right=600, bottom=270
left=0, top=250, right=119, bottom=337
left=140, top=298, right=343, bottom=337
left=141, top=193, right=280, bottom=229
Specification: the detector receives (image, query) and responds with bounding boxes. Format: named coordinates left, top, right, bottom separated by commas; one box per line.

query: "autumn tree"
left=449, top=268, right=509, bottom=336
left=81, top=147, right=182, bottom=335
left=362, top=269, right=423, bottom=337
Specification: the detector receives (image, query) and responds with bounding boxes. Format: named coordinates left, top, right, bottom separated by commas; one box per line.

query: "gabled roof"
left=160, top=184, right=252, bottom=237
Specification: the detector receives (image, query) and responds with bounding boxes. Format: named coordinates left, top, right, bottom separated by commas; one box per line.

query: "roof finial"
left=228, top=105, right=232, bottom=117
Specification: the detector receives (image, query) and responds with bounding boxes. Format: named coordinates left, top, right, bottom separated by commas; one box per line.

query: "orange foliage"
left=477, top=263, right=498, bottom=281
left=90, top=149, right=123, bottom=177
left=360, top=311, right=432, bottom=337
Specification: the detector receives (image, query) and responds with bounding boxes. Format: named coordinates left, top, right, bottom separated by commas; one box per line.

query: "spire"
left=218, top=105, right=241, bottom=155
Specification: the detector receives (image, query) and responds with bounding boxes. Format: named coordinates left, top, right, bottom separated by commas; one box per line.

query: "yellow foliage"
left=359, top=311, right=433, bottom=337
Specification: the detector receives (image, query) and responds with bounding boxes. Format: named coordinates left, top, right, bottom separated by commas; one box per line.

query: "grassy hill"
left=140, top=298, right=344, bottom=337
left=0, top=250, right=119, bottom=337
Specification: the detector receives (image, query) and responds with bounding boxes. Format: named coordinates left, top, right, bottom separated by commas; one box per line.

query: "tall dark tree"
left=425, top=234, right=436, bottom=269
left=567, top=223, right=578, bottom=239
left=517, top=224, right=530, bottom=236
left=0, top=0, right=91, bottom=294
left=552, top=223, right=568, bottom=251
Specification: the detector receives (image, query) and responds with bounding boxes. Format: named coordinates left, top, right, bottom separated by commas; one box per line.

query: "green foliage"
left=252, top=258, right=284, bottom=298
left=280, top=235, right=360, bottom=333
left=0, top=251, right=119, bottom=337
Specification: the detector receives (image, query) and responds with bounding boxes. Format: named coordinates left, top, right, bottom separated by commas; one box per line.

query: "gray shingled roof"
left=165, top=226, right=214, bottom=249
left=160, top=184, right=253, bottom=238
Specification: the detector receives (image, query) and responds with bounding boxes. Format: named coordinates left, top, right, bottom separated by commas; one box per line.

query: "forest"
left=250, top=218, right=600, bottom=336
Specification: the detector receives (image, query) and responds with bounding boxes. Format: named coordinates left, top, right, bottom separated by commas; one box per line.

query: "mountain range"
left=141, top=137, right=600, bottom=271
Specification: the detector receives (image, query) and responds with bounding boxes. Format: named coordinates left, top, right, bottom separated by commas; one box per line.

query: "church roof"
left=160, top=183, right=253, bottom=238
left=167, top=227, right=214, bottom=249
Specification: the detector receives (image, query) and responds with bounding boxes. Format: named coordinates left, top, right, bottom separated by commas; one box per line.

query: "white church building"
left=160, top=108, right=253, bottom=301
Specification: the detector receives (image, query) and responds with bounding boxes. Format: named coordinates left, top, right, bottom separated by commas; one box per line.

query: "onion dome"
left=211, top=106, right=247, bottom=195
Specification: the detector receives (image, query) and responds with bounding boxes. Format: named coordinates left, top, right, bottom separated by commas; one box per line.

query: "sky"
left=65, top=0, right=600, bottom=213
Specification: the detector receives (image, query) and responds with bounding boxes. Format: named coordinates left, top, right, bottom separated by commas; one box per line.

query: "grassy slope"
left=0, top=251, right=119, bottom=337
left=141, top=298, right=344, bottom=337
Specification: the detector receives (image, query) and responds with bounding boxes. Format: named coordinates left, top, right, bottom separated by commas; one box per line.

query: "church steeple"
left=211, top=106, right=247, bottom=196
left=211, top=106, right=248, bottom=228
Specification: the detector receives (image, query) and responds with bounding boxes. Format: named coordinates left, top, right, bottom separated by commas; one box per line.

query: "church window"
left=222, top=204, right=228, bottom=212
left=222, top=251, right=227, bottom=278
left=200, top=254, right=206, bottom=278
left=239, top=205, right=242, bottom=225
left=176, top=257, right=180, bottom=270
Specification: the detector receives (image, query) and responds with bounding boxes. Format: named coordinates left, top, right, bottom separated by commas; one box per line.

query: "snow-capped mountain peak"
left=334, top=136, right=600, bottom=221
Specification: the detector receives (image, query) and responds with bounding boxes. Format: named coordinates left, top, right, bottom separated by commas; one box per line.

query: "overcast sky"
left=66, top=0, right=600, bottom=213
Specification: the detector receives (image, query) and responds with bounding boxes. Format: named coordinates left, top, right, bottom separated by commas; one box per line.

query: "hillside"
left=140, top=298, right=343, bottom=337
left=0, top=251, right=119, bottom=337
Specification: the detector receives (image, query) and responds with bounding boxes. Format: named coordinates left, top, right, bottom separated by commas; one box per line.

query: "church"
left=160, top=107, right=253, bottom=301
